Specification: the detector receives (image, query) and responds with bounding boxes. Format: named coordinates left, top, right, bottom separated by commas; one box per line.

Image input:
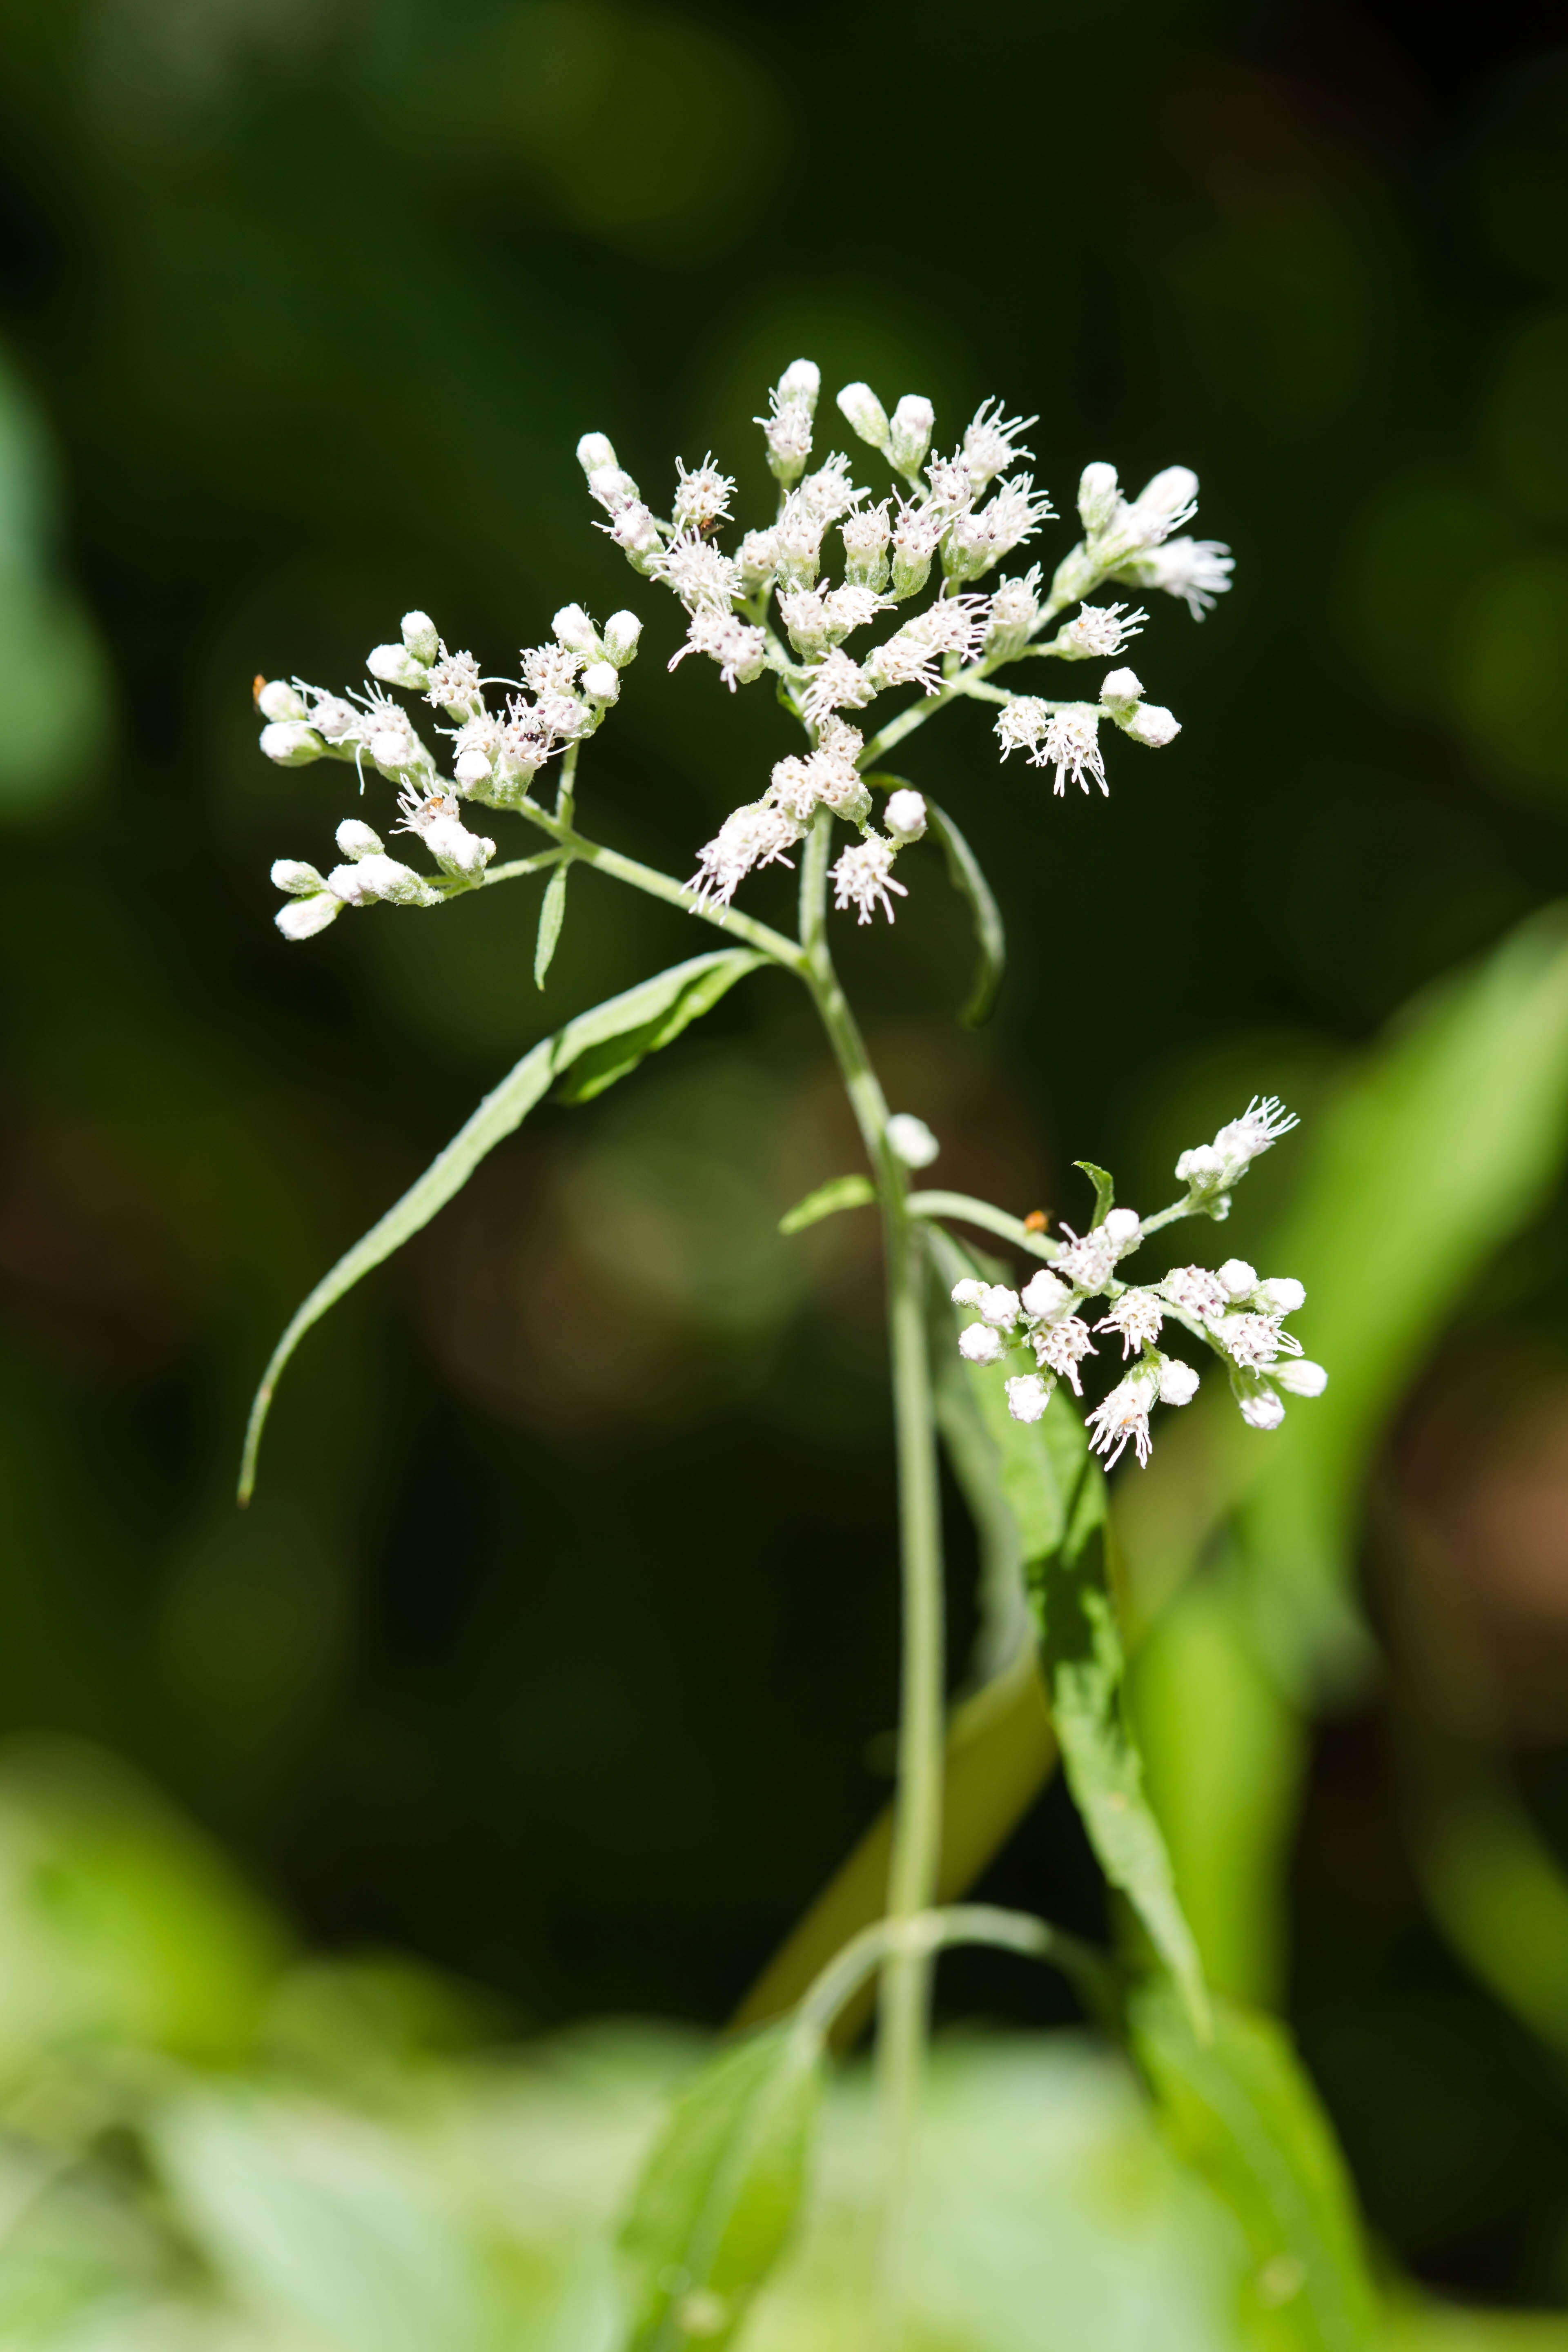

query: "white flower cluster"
left=256, top=603, right=641, bottom=942
left=579, top=359, right=1230, bottom=925
left=951, top=1099, right=1323, bottom=1466
left=1174, top=1095, right=1297, bottom=1220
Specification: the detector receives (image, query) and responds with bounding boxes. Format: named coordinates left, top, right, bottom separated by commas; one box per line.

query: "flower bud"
left=1098, top=668, right=1143, bottom=713
left=886, top=1111, right=939, bottom=1168
left=776, top=359, right=820, bottom=416
left=889, top=394, right=934, bottom=476
left=1117, top=701, right=1180, bottom=748
left=736, top=530, right=779, bottom=590
left=1275, top=1358, right=1327, bottom=1397
left=336, top=818, right=383, bottom=861
left=1255, top=1276, right=1305, bottom=1315
left=1077, top=462, right=1122, bottom=537
left=352, top=853, right=438, bottom=907
left=979, top=1284, right=1021, bottom=1327
left=842, top=505, right=891, bottom=592
left=256, top=679, right=305, bottom=723
left=884, top=789, right=927, bottom=843
left=552, top=604, right=601, bottom=659
left=1218, top=1258, right=1257, bottom=1299
left=576, top=431, right=618, bottom=475
left=581, top=660, right=620, bottom=704
left=1103, top=1207, right=1142, bottom=1252
left=1021, top=1269, right=1071, bottom=1321
left=603, top=610, right=644, bottom=667
left=588, top=464, right=642, bottom=514
left=1156, top=1356, right=1200, bottom=1407
left=1128, top=465, right=1198, bottom=543
left=958, top=1321, right=1004, bottom=1365
left=836, top=381, right=890, bottom=451
left=1233, top=1371, right=1286, bottom=1430
left=1006, top=1374, right=1052, bottom=1424
left=272, top=858, right=326, bottom=895
left=260, top=720, right=326, bottom=766
left=951, top=1279, right=985, bottom=1308
left=367, top=643, right=429, bottom=690
left=401, top=610, right=439, bottom=664
left=275, top=892, right=341, bottom=942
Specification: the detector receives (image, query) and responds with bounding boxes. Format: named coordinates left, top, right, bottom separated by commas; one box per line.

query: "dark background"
left=3, top=0, right=1568, bottom=2309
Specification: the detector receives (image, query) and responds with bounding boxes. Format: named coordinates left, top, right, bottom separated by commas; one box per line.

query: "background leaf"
left=920, top=797, right=1006, bottom=1028
left=240, top=949, right=765, bottom=1499
left=777, top=1174, right=878, bottom=1236
left=1130, top=1984, right=1377, bottom=2352
left=534, top=859, right=570, bottom=989
left=618, top=2024, right=822, bottom=2352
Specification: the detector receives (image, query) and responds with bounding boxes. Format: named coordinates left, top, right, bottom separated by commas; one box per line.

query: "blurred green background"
left=4, top=0, right=1568, bottom=2337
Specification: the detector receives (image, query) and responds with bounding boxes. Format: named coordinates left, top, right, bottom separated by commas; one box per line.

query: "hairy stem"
left=798, top=808, right=946, bottom=2335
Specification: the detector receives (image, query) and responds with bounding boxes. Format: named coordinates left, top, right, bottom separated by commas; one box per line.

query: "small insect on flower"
left=671, top=454, right=736, bottom=534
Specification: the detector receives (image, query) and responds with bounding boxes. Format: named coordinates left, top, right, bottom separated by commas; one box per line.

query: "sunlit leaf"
left=534, top=858, right=570, bottom=989
left=1129, top=1983, right=1376, bottom=2352
left=240, top=949, right=765, bottom=1500
left=777, top=1174, right=877, bottom=1236
left=618, top=2024, right=823, bottom=2352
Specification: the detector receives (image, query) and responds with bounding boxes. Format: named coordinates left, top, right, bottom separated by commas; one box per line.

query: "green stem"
left=516, top=800, right=805, bottom=972
left=797, top=808, right=946, bottom=2335
left=795, top=1904, right=1114, bottom=2043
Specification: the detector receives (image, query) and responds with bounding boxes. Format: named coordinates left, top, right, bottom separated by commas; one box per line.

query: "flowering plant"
left=243, top=361, right=1343, bottom=2347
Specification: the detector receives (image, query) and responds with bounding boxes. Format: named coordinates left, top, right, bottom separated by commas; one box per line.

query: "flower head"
left=1096, top=1288, right=1165, bottom=1359
left=803, top=649, right=875, bottom=726
left=672, top=454, right=736, bottom=533
left=962, top=399, right=1037, bottom=492
left=687, top=802, right=804, bottom=912
left=670, top=608, right=766, bottom=690
left=1006, top=1374, right=1053, bottom=1424
left=1054, top=602, right=1147, bottom=661
left=1087, top=1364, right=1160, bottom=1469
left=1031, top=1314, right=1096, bottom=1394
left=832, top=834, right=907, bottom=925
left=423, top=646, right=484, bottom=715
left=650, top=529, right=741, bottom=612
left=1116, top=537, right=1234, bottom=620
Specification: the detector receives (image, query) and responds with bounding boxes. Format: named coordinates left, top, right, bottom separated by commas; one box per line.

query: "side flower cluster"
left=950, top=1098, right=1324, bottom=1465
left=255, top=602, right=641, bottom=942
left=577, top=359, right=1231, bottom=926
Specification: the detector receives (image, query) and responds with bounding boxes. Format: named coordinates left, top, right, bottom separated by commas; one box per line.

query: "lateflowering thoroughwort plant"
left=243, top=362, right=1358, bottom=2350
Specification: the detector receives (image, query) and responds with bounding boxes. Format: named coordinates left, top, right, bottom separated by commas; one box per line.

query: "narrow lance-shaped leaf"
left=929, top=1225, right=1207, bottom=2034
left=1073, top=1160, right=1115, bottom=1227
left=239, top=950, right=765, bottom=1502
left=778, top=1174, right=878, bottom=1236
left=920, top=794, right=1006, bottom=1028
left=534, top=859, right=570, bottom=989
left=1130, top=1982, right=1377, bottom=2352
left=618, top=2024, right=823, bottom=2352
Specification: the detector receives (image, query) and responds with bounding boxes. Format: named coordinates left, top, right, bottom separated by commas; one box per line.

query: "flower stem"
left=798, top=808, right=946, bottom=2339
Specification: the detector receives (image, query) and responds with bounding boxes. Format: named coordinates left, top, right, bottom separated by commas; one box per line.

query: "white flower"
left=775, top=501, right=826, bottom=589
left=275, top=892, right=342, bottom=942
left=766, top=755, right=822, bottom=825
left=832, top=834, right=907, bottom=925
left=822, top=583, right=894, bottom=639
left=551, top=603, right=601, bottom=659
left=865, top=599, right=984, bottom=694
left=1218, top=1258, right=1257, bottom=1298
left=1156, top=1356, right=1200, bottom=1406
left=1212, top=1310, right=1301, bottom=1371
left=1276, top=1359, right=1327, bottom=1397
left=1118, top=537, right=1234, bottom=620
left=521, top=643, right=582, bottom=698
left=993, top=700, right=1107, bottom=795
left=328, top=855, right=436, bottom=908
left=1099, top=667, right=1143, bottom=713
left=778, top=587, right=833, bottom=657
left=362, top=695, right=425, bottom=777
left=272, top=858, right=325, bottom=895
left=305, top=691, right=361, bottom=744
left=945, top=475, right=1054, bottom=584
left=1053, top=1223, right=1116, bottom=1294
left=670, top=608, right=766, bottom=690
left=958, top=1321, right=1005, bottom=1365
left=842, top=502, right=892, bottom=591
left=1031, top=1314, right=1096, bottom=1394
left=1115, top=701, right=1180, bottom=748
left=837, top=381, right=891, bottom=451
left=256, top=679, right=306, bottom=722
left=1020, top=1268, right=1071, bottom=1321
left=1176, top=1096, right=1296, bottom=1194
left=736, top=528, right=780, bottom=588
left=1006, top=1374, right=1053, bottom=1424
left=888, top=394, right=935, bottom=477
left=890, top=499, right=947, bottom=598
left=581, top=661, right=620, bottom=704
left=978, top=1284, right=1021, bottom=1328
left=688, top=802, right=803, bottom=911
left=950, top=1279, right=986, bottom=1308
left=984, top=569, right=1044, bottom=660
left=1256, top=1276, right=1305, bottom=1315
left=795, top=454, right=864, bottom=527
left=424, top=647, right=484, bottom=714
left=672, top=454, right=736, bottom=532
left=605, top=501, right=664, bottom=564
left=1077, top=462, right=1123, bottom=538
left=451, top=715, right=503, bottom=786
left=650, top=529, right=740, bottom=612
left=803, top=649, right=875, bottom=726
left=1054, top=602, right=1147, bottom=660
left=962, top=399, right=1037, bottom=492
left=887, top=1112, right=939, bottom=1168
left=1159, top=1265, right=1230, bottom=1321
left=884, top=790, right=927, bottom=842
left=1232, top=1370, right=1287, bottom=1431
left=1087, top=1364, right=1160, bottom=1469
left=335, top=818, right=382, bottom=860
left=1125, top=465, right=1199, bottom=549
left=368, top=641, right=429, bottom=690
left=1096, top=1287, right=1165, bottom=1358
left=401, top=610, right=440, bottom=664
left=757, top=360, right=819, bottom=484
left=498, top=698, right=557, bottom=775
left=535, top=690, right=592, bottom=743
left=396, top=786, right=494, bottom=879
left=604, top=610, right=643, bottom=666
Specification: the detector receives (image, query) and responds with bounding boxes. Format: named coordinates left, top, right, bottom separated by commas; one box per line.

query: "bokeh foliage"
left=2, top=0, right=1568, bottom=2323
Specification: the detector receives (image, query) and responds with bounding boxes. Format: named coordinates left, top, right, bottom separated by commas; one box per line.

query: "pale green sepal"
left=778, top=1174, right=877, bottom=1235
left=239, top=950, right=765, bottom=1502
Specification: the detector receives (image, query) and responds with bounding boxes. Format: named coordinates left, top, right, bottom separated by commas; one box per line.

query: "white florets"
left=1096, top=1288, right=1165, bottom=1359
left=962, top=399, right=1037, bottom=492
left=672, top=454, right=736, bottom=533
left=687, top=802, right=804, bottom=912
left=670, top=608, right=766, bottom=690
left=993, top=699, right=1108, bottom=795
left=650, top=529, right=742, bottom=612
left=832, top=834, right=907, bottom=926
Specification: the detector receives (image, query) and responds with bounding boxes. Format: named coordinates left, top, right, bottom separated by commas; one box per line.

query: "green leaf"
left=1074, top=1160, right=1116, bottom=1226
left=1129, top=1982, right=1377, bottom=2352
left=618, top=2023, right=823, bottom=2352
left=929, top=1230, right=1206, bottom=2033
left=240, top=950, right=764, bottom=1501
left=922, top=796, right=1006, bottom=1027
left=533, top=859, right=569, bottom=989
left=777, top=1174, right=877, bottom=1236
